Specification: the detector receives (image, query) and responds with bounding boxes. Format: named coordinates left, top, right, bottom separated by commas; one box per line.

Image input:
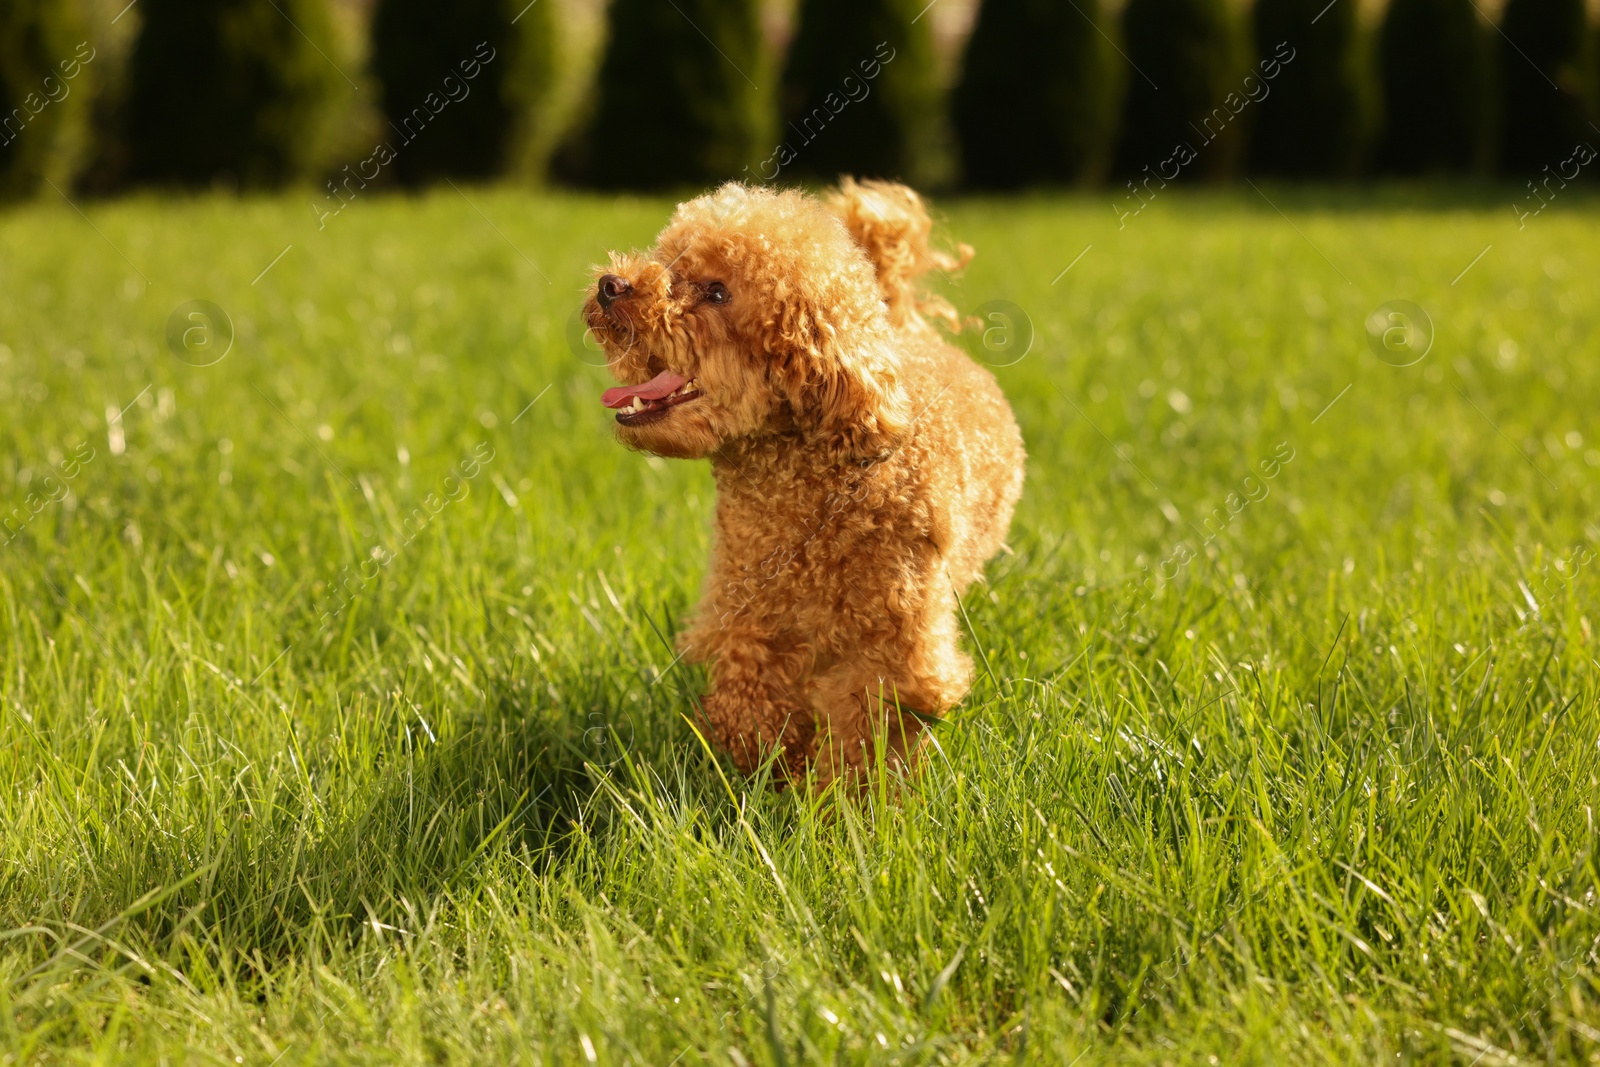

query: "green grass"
left=1, top=184, right=1598, bottom=1065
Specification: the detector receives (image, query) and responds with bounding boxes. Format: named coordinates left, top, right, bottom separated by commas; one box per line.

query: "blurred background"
left=1, top=0, right=1596, bottom=202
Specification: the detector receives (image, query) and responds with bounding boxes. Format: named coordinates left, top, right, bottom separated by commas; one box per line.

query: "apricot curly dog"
left=584, top=179, right=1024, bottom=786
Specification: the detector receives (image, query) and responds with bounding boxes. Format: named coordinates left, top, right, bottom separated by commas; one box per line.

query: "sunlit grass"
left=0, top=185, right=1597, bottom=1064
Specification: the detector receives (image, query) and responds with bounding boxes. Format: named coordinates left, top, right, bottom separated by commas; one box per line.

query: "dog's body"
left=586, top=180, right=1023, bottom=785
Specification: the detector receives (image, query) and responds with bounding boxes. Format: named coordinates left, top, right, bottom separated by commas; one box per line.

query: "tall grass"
left=0, top=187, right=1597, bottom=1063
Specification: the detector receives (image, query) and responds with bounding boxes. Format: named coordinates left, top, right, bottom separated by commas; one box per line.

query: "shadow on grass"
left=0, top=604, right=720, bottom=994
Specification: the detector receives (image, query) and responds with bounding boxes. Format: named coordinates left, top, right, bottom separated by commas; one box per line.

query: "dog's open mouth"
left=601, top=370, right=702, bottom=426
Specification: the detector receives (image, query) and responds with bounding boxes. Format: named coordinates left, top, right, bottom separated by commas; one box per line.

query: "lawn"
left=1, top=184, right=1597, bottom=1065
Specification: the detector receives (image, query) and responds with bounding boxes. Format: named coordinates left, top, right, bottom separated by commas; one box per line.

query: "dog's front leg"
left=696, top=634, right=816, bottom=780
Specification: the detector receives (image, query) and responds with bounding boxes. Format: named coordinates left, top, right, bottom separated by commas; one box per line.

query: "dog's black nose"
left=597, top=274, right=631, bottom=309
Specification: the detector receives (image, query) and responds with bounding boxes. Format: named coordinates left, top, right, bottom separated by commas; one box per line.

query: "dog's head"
left=583, top=183, right=909, bottom=463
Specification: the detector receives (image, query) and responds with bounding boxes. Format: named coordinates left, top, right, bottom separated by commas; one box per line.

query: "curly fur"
left=584, top=180, right=1025, bottom=787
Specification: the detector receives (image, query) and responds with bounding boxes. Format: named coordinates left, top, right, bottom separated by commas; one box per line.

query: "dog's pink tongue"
left=602, top=370, right=686, bottom=409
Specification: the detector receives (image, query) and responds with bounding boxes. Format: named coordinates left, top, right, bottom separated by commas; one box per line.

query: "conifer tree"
left=953, top=0, right=1121, bottom=187
left=124, top=0, right=345, bottom=187
left=372, top=0, right=559, bottom=184
left=0, top=0, right=93, bottom=200
left=780, top=0, right=943, bottom=185
left=1496, top=0, right=1594, bottom=174
left=1248, top=0, right=1369, bottom=176
left=587, top=0, right=768, bottom=189
left=1114, top=0, right=1247, bottom=180
left=1374, top=0, right=1491, bottom=174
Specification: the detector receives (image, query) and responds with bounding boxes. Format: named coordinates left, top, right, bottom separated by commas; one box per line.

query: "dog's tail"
left=827, top=177, right=973, bottom=331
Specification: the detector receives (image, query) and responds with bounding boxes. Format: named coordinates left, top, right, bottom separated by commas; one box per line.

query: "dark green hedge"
left=19, top=0, right=1600, bottom=195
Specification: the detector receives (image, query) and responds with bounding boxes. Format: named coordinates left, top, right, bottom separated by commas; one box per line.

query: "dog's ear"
left=770, top=305, right=910, bottom=465
left=810, top=335, right=911, bottom=464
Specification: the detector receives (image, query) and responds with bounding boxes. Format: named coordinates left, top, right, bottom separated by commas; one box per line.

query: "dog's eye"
left=703, top=281, right=730, bottom=306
